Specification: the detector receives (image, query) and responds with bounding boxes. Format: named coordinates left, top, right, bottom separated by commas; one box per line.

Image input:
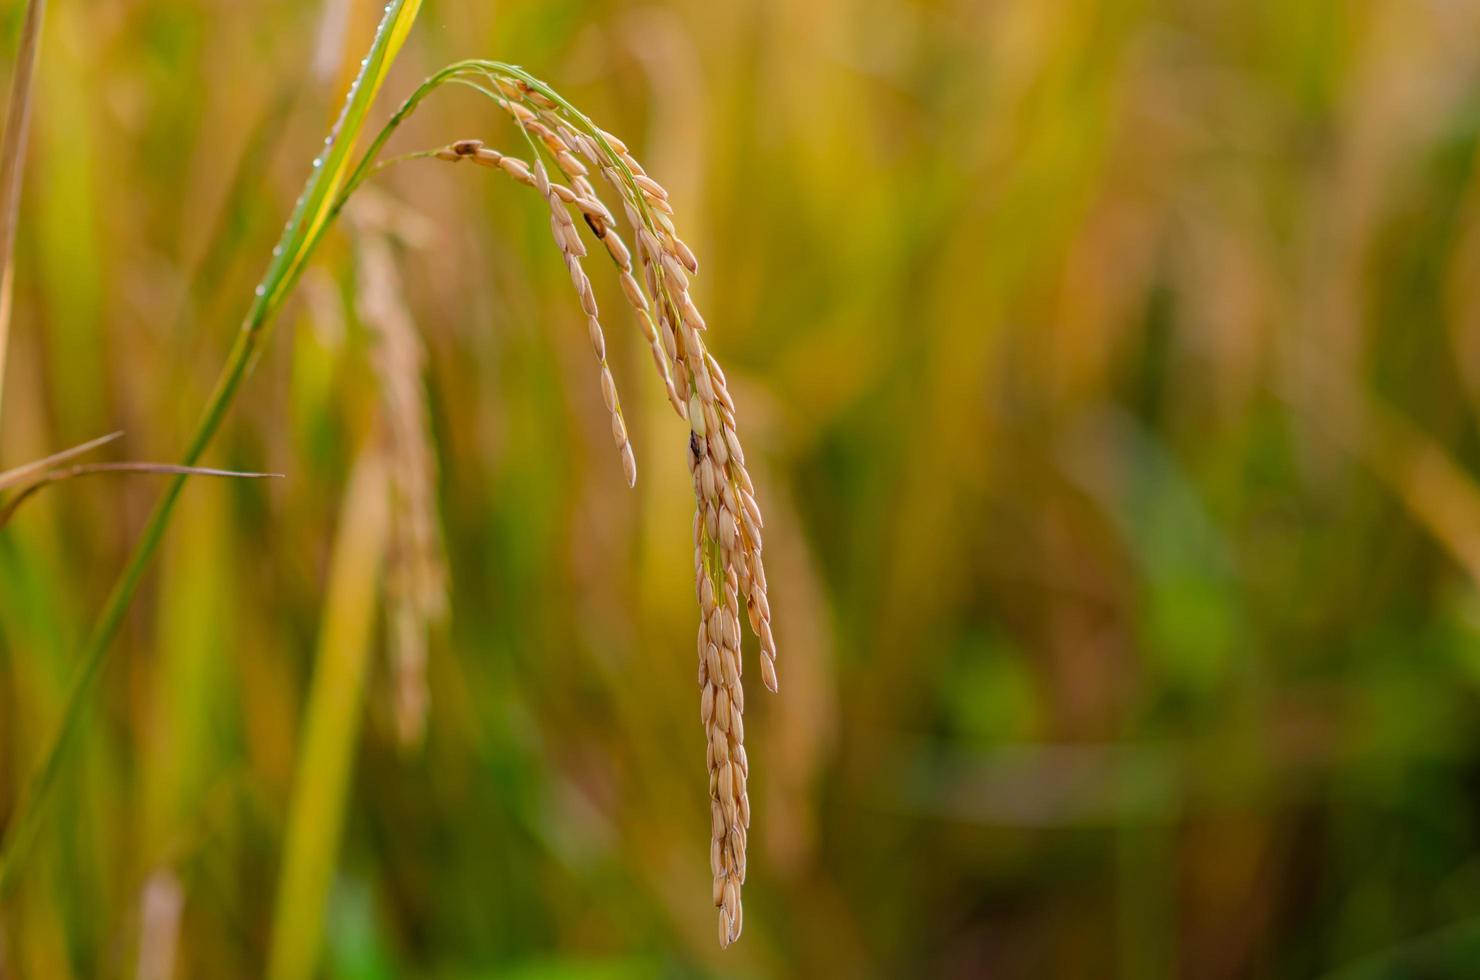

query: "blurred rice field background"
left=6, top=0, right=1480, bottom=977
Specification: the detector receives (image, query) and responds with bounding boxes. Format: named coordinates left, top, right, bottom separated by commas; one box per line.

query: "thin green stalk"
left=0, top=0, right=424, bottom=899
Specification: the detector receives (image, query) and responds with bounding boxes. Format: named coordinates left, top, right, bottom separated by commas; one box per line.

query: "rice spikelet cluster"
left=434, top=72, right=778, bottom=947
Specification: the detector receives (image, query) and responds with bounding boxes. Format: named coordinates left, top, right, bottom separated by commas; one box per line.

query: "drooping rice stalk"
left=0, top=19, right=777, bottom=946
left=430, top=66, right=779, bottom=945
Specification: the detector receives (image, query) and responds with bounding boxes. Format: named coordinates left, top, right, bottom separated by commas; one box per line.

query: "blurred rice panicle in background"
left=6, top=0, right=1480, bottom=977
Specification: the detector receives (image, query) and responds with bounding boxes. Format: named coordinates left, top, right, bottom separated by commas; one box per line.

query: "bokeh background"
left=5, top=0, right=1480, bottom=977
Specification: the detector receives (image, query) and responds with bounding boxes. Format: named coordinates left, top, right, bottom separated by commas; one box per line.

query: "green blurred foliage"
left=5, top=0, right=1480, bottom=977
